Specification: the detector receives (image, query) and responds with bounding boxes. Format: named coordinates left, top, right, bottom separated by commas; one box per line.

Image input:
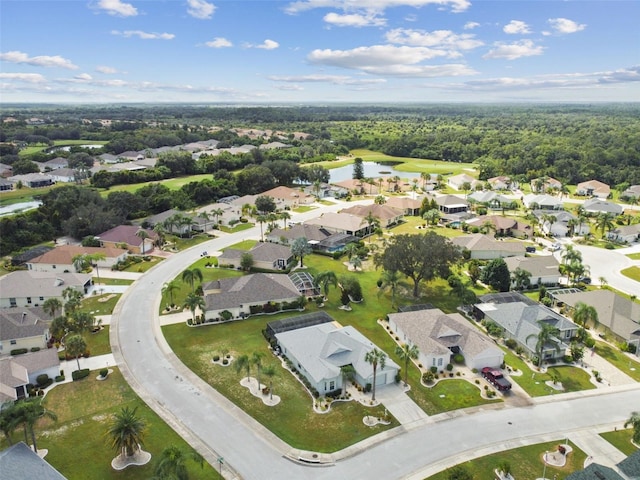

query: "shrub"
left=99, top=369, right=108, bottom=378
left=453, top=353, right=465, bottom=365
left=220, top=310, right=233, bottom=321
left=422, top=371, right=435, bottom=384
left=36, top=374, right=49, bottom=386
left=222, top=359, right=228, bottom=365
left=475, top=379, right=480, bottom=385
left=10, top=348, right=28, bottom=356
left=446, top=363, right=453, bottom=371
left=584, top=337, right=596, bottom=348
left=55, top=375, right=65, bottom=382
left=563, top=355, right=573, bottom=363
left=505, top=338, right=517, bottom=349
left=30, top=347, right=41, bottom=352
left=430, top=366, right=438, bottom=374
left=364, top=383, right=372, bottom=393
left=213, top=355, right=220, bottom=362
left=72, top=369, right=90, bottom=381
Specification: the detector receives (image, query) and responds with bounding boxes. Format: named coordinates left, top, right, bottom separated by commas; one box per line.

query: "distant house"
left=607, top=224, right=640, bottom=244
left=39, top=157, right=68, bottom=171
left=466, top=215, right=532, bottom=238
left=46, top=168, right=77, bottom=183
left=621, top=185, right=640, bottom=202
left=530, top=177, right=562, bottom=193
left=26, top=245, right=128, bottom=273
left=451, top=234, right=526, bottom=260
left=0, top=271, right=92, bottom=309
left=550, top=289, right=640, bottom=354
left=7, top=173, right=54, bottom=188
left=340, top=203, right=404, bottom=228
left=576, top=179, right=611, bottom=198
left=474, top=292, right=577, bottom=361
left=0, top=307, right=51, bottom=355
left=266, top=224, right=358, bottom=253
left=218, top=242, right=293, bottom=271
left=259, top=141, right=292, bottom=150
left=522, top=194, right=563, bottom=210
left=503, top=255, right=561, bottom=287
left=583, top=198, right=623, bottom=216
left=117, top=151, right=144, bottom=161
left=0, top=162, right=13, bottom=178
left=424, top=193, right=469, bottom=214
left=0, top=442, right=67, bottom=479
left=447, top=173, right=480, bottom=191
left=467, top=191, right=513, bottom=209
left=260, top=186, right=315, bottom=208
left=333, top=178, right=376, bottom=195
left=534, top=210, right=590, bottom=237
left=96, top=225, right=157, bottom=254
left=273, top=318, right=399, bottom=395
left=0, top=178, right=14, bottom=191
left=304, top=212, right=372, bottom=238
left=386, top=196, right=422, bottom=216
left=203, top=272, right=318, bottom=321
left=487, top=176, right=511, bottom=191
left=388, top=307, right=504, bottom=371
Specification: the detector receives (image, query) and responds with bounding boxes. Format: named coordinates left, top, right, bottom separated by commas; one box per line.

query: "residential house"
left=117, top=151, right=144, bottom=161
left=550, top=289, right=640, bottom=354
left=424, top=193, right=470, bottom=214
left=10, top=246, right=54, bottom=267
left=0, top=271, right=92, bottom=309
left=259, top=141, right=292, bottom=150
left=99, top=153, right=119, bottom=164
left=266, top=224, right=359, bottom=253
left=142, top=209, right=193, bottom=235
left=467, top=191, right=514, bottom=210
left=7, top=173, right=54, bottom=188
left=523, top=194, right=563, bottom=210
left=0, top=350, right=60, bottom=403
left=218, top=242, right=293, bottom=271
left=447, top=173, right=480, bottom=191
left=304, top=212, right=373, bottom=238
left=46, top=168, right=77, bottom=183
left=333, top=178, right=377, bottom=196
left=487, top=176, right=511, bottom=191
left=503, top=255, right=561, bottom=287
left=534, top=210, right=590, bottom=237
left=197, top=203, right=241, bottom=227
left=0, top=442, right=67, bottom=479
left=388, top=307, right=504, bottom=371
left=576, top=179, right=611, bottom=198
left=0, top=162, right=13, bottom=178
left=261, top=186, right=315, bottom=209
left=274, top=319, right=399, bottom=395
left=386, top=196, right=422, bottom=216
left=26, top=245, right=128, bottom=273
left=451, top=234, right=526, bottom=260
left=530, top=177, right=562, bottom=193
left=0, top=307, right=51, bottom=355
left=203, top=272, right=317, bottom=321
left=39, top=157, right=68, bottom=171
left=340, top=203, right=404, bottom=228
left=466, top=215, right=532, bottom=238
left=96, top=225, right=157, bottom=254
left=621, top=185, right=640, bottom=202
left=0, top=178, right=14, bottom=191
left=565, top=462, right=625, bottom=480
left=583, top=198, right=623, bottom=216
left=474, top=292, right=578, bottom=361
left=607, top=224, right=640, bottom=244
left=301, top=182, right=342, bottom=199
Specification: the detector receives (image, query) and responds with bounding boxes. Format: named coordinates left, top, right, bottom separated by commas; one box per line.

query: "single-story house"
left=39, top=157, right=68, bottom=171
left=523, top=194, right=563, bottom=210
left=607, top=223, right=640, bottom=244
left=534, top=210, right=590, bottom=237
left=576, top=179, right=611, bottom=199
left=503, top=255, right=561, bottom=287
left=0, top=442, right=67, bottom=479
left=218, top=242, right=293, bottom=271
left=266, top=224, right=359, bottom=253
left=26, top=245, right=128, bottom=273
left=451, top=234, right=526, bottom=259
left=117, top=151, right=145, bottom=161
left=487, top=176, right=511, bottom=191
left=530, top=177, right=562, bottom=193
left=260, top=186, right=315, bottom=208
left=0, top=178, right=14, bottom=191
left=96, top=225, right=157, bottom=254
left=467, top=191, right=514, bottom=209
left=447, top=173, right=480, bottom=191
left=466, top=215, right=532, bottom=238
left=388, top=307, right=504, bottom=371
left=203, top=272, right=318, bottom=321
left=46, top=168, right=77, bottom=183
left=474, top=292, right=577, bottom=361
left=0, top=271, right=92, bottom=309
left=196, top=203, right=241, bottom=227
left=304, top=212, right=372, bottom=238
left=7, top=173, right=54, bottom=188
left=550, top=289, right=640, bottom=354
left=0, top=349, right=60, bottom=402
left=621, top=185, right=640, bottom=202
left=99, top=153, right=119, bottom=164
left=0, top=162, right=14, bottom=178
left=583, top=198, right=624, bottom=216
left=340, top=203, right=404, bottom=229
left=333, top=178, right=380, bottom=196
left=0, top=306, right=51, bottom=355
left=274, top=320, right=399, bottom=396
left=422, top=193, right=469, bottom=214
left=385, top=196, right=422, bottom=216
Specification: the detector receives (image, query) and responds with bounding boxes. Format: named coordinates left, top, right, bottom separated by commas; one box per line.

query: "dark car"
left=525, top=246, right=536, bottom=253
left=481, top=367, right=512, bottom=391
left=578, top=276, right=591, bottom=284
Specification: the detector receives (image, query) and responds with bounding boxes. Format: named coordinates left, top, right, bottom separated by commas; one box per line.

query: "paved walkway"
left=375, top=383, right=430, bottom=428
left=42, top=353, right=116, bottom=397
left=579, top=347, right=636, bottom=387
left=568, top=428, right=628, bottom=469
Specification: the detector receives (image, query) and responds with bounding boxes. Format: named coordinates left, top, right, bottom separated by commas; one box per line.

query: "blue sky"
left=1, top=0, right=638, bottom=103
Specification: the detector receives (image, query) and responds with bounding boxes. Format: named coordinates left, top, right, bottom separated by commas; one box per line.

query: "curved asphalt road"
left=111, top=201, right=640, bottom=480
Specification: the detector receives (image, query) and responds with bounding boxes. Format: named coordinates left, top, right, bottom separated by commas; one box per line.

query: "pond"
left=45, top=144, right=104, bottom=153
left=329, top=161, right=422, bottom=183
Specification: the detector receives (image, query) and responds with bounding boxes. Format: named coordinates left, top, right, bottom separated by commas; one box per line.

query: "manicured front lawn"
left=626, top=253, right=640, bottom=260
left=84, top=325, right=111, bottom=356
left=218, top=222, right=254, bottom=233
left=79, top=293, right=121, bottom=316
left=621, top=266, right=640, bottom=282
left=224, top=239, right=257, bottom=251
left=600, top=428, right=638, bottom=456
left=30, top=369, right=220, bottom=480
left=594, top=340, right=640, bottom=382
left=408, top=378, right=501, bottom=415
left=121, top=256, right=163, bottom=273
left=425, top=440, right=588, bottom=480
left=95, top=278, right=134, bottom=286
left=293, top=205, right=315, bottom=213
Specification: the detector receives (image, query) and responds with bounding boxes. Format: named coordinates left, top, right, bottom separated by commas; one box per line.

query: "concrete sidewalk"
left=375, top=383, right=430, bottom=428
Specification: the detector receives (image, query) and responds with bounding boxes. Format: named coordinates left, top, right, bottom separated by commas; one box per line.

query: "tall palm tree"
left=153, top=223, right=166, bottom=248
left=364, top=348, right=387, bottom=402
left=87, top=252, right=107, bottom=284
left=181, top=268, right=203, bottom=292
left=136, top=229, right=150, bottom=254
left=362, top=211, right=380, bottom=241
left=526, top=322, right=561, bottom=368
left=162, top=280, right=180, bottom=307
left=153, top=445, right=204, bottom=480
left=340, top=365, right=356, bottom=395
left=42, top=297, right=62, bottom=319
left=252, top=352, right=265, bottom=390
left=62, top=286, right=84, bottom=314
left=395, top=343, right=419, bottom=385
left=262, top=365, right=277, bottom=400
left=291, top=237, right=311, bottom=267
left=14, top=398, right=57, bottom=453
left=71, top=311, right=97, bottom=334
left=0, top=401, right=21, bottom=446
left=65, top=334, right=87, bottom=370
left=72, top=253, right=90, bottom=273
left=256, top=214, right=267, bottom=242
left=234, top=354, right=251, bottom=380
left=279, top=211, right=291, bottom=230
left=572, top=302, right=599, bottom=329
left=198, top=211, right=211, bottom=231
left=183, top=292, right=205, bottom=324
left=108, top=406, right=146, bottom=458
left=315, top=270, right=338, bottom=301
left=624, top=411, right=640, bottom=444
left=595, top=212, right=615, bottom=238
left=378, top=269, right=403, bottom=308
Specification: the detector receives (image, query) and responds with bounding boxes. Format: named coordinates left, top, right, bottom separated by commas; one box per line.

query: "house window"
left=53, top=265, right=56, bottom=269
left=39, top=297, right=44, bottom=301
left=10, top=340, right=17, bottom=345
left=27, top=297, right=32, bottom=304
left=9, top=298, right=16, bottom=307
left=432, top=358, right=436, bottom=366
left=438, top=358, right=443, bottom=366
left=329, top=381, right=335, bottom=390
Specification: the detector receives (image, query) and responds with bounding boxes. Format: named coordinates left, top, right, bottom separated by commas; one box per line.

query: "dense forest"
left=1, top=104, right=639, bottom=256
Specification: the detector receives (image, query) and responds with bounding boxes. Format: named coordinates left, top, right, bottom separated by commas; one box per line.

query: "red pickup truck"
left=481, top=367, right=512, bottom=391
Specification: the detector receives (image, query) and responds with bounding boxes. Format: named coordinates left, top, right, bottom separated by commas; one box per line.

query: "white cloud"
left=483, top=40, right=544, bottom=60
left=274, top=84, right=305, bottom=91
left=268, top=74, right=386, bottom=85
left=74, top=73, right=93, bottom=81
left=503, top=20, right=531, bottom=34
left=285, top=0, right=471, bottom=15
left=254, top=39, right=280, bottom=50
left=96, top=65, right=118, bottom=74
left=0, top=51, right=78, bottom=69
left=205, top=37, right=233, bottom=48
left=95, top=0, right=137, bottom=17
left=0, top=73, right=47, bottom=83
left=111, top=30, right=175, bottom=40
left=463, top=21, right=479, bottom=30
left=548, top=18, right=586, bottom=34
left=385, top=28, right=483, bottom=51
left=187, top=0, right=216, bottom=19
left=404, top=13, right=418, bottom=22
left=323, top=12, right=386, bottom=27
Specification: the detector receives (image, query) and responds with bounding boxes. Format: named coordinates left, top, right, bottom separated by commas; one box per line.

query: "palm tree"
left=0, top=401, right=21, bottom=446
left=62, top=286, right=83, bottom=314
left=378, top=269, right=402, bottom=308
left=314, top=270, right=338, bottom=301
left=313, top=180, right=322, bottom=200
left=340, top=364, right=356, bottom=395
left=71, top=311, right=97, bottom=334
left=256, top=214, right=267, bottom=242
left=598, top=276, right=608, bottom=288
left=420, top=172, right=430, bottom=190
left=595, top=212, right=615, bottom=238
left=87, top=252, right=107, bottom=284
left=198, top=211, right=211, bottom=231
left=136, top=229, right=150, bottom=254
left=572, top=302, right=599, bottom=329
left=162, top=280, right=180, bottom=307
left=511, top=267, right=532, bottom=291
left=279, top=210, right=291, bottom=230
left=72, top=253, right=90, bottom=273
left=234, top=354, right=251, bottom=380
left=153, top=445, right=204, bottom=480
left=14, top=397, right=57, bottom=453
left=422, top=209, right=440, bottom=227
left=262, top=365, right=277, bottom=400
left=291, top=237, right=311, bottom=267
left=624, top=411, right=640, bottom=444
left=42, top=297, right=62, bottom=319
left=65, top=334, right=87, bottom=370
left=252, top=352, right=265, bottom=391
left=183, top=292, right=205, bottom=324
left=108, top=406, right=146, bottom=459
left=526, top=322, right=561, bottom=368
left=364, top=348, right=387, bottom=402
left=395, top=343, right=419, bottom=385
left=350, top=255, right=362, bottom=271
left=181, top=268, right=203, bottom=292
left=153, top=223, right=166, bottom=248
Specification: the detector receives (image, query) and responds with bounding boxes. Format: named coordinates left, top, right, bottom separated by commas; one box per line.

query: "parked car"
left=481, top=367, right=512, bottom=391
left=525, top=246, right=536, bottom=253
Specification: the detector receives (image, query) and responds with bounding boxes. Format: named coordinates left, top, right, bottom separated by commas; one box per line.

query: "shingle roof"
left=305, top=212, right=371, bottom=232
left=27, top=245, right=127, bottom=266
left=504, top=255, right=560, bottom=278
left=565, top=462, right=624, bottom=480
left=341, top=204, right=403, bottom=222
left=96, top=225, right=157, bottom=246
left=0, top=442, right=67, bottom=480
left=0, top=306, right=50, bottom=341
left=219, top=242, right=292, bottom=263
left=385, top=196, right=422, bottom=210
left=268, top=224, right=332, bottom=243
left=204, top=273, right=301, bottom=310
left=0, top=271, right=92, bottom=299
left=451, top=234, right=525, bottom=254
left=617, top=449, right=640, bottom=479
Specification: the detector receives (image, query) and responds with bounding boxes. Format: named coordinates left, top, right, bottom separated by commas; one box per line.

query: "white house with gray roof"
left=607, top=223, right=640, bottom=244
left=451, top=234, right=525, bottom=260
left=388, top=308, right=504, bottom=371
left=504, top=255, right=561, bottom=287
left=218, top=242, right=293, bottom=271
left=0, top=442, right=67, bottom=480
left=0, top=271, right=92, bottom=309
left=275, top=322, right=399, bottom=395
left=0, top=349, right=60, bottom=402
left=583, top=198, right=623, bottom=216
left=304, top=212, right=372, bottom=237
left=0, top=307, right=51, bottom=355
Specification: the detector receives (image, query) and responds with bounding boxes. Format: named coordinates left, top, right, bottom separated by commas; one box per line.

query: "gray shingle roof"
left=0, top=306, right=50, bottom=341
left=565, top=462, right=624, bottom=480
left=204, top=273, right=301, bottom=310
left=504, top=255, right=560, bottom=278
left=617, top=449, right=640, bottom=479
left=0, top=271, right=92, bottom=299
left=0, top=442, right=67, bottom=480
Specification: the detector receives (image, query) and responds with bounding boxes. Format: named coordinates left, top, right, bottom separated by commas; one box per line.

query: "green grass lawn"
left=19, top=139, right=108, bottom=157
left=218, top=222, right=254, bottom=233
left=0, top=183, right=65, bottom=206
left=626, top=253, right=640, bottom=260
left=224, top=239, right=257, bottom=251
left=408, top=378, right=501, bottom=415
left=594, top=340, right=640, bottom=382
left=425, top=440, right=588, bottom=480
left=79, top=293, right=121, bottom=316
left=85, top=325, right=111, bottom=356
left=621, top=266, right=640, bottom=282
left=166, top=233, right=213, bottom=252
left=293, top=205, right=315, bottom=213
left=28, top=369, right=220, bottom=480
left=600, top=428, right=638, bottom=456
left=95, top=278, right=134, bottom=286
left=98, top=174, right=213, bottom=197
left=348, top=149, right=477, bottom=176
left=121, top=256, right=163, bottom=273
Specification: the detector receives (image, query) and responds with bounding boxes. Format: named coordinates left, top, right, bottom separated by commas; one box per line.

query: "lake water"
left=46, top=144, right=103, bottom=153
left=329, top=162, right=422, bottom=183
left=0, top=200, right=42, bottom=217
